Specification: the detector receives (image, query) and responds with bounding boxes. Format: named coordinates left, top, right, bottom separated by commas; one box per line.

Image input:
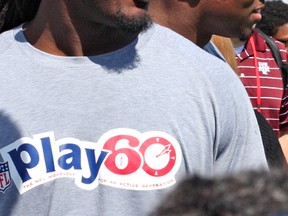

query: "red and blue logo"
left=0, top=162, right=11, bottom=193
left=0, top=129, right=182, bottom=194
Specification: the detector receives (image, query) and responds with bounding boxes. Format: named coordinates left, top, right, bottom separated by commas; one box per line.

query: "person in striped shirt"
left=231, top=0, right=288, bottom=161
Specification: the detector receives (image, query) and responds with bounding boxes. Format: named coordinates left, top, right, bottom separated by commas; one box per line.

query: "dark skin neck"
left=149, top=0, right=212, bottom=48
left=23, top=0, right=139, bottom=56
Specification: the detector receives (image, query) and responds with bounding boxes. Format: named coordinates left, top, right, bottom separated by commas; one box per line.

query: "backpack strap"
left=256, top=28, right=288, bottom=90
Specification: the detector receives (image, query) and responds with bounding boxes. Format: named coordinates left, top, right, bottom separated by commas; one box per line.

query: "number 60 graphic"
left=103, top=134, right=178, bottom=177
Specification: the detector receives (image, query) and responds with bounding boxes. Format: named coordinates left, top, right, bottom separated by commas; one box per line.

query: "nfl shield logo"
left=0, top=162, right=11, bottom=193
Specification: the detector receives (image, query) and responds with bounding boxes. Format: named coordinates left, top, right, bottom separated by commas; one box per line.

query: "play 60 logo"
left=0, top=128, right=182, bottom=194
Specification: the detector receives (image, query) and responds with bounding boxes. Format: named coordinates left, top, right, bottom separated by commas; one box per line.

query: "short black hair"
left=256, top=1, right=288, bottom=36
left=150, top=169, right=288, bottom=216
left=0, top=0, right=41, bottom=33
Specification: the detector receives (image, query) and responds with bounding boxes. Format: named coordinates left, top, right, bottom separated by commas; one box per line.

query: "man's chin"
left=116, top=11, right=152, bottom=33
left=238, top=29, right=253, bottom=42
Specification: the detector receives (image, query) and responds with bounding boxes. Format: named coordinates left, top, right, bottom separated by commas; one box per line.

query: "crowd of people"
left=0, top=0, right=287, bottom=215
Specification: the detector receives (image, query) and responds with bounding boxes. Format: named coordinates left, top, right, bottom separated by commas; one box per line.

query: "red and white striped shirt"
left=237, top=30, right=288, bottom=137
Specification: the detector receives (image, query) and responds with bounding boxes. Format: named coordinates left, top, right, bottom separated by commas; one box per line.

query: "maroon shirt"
left=237, top=30, right=288, bottom=137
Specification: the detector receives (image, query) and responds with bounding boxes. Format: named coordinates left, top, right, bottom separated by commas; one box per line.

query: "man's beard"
left=239, top=33, right=251, bottom=42
left=115, top=10, right=152, bottom=33
left=238, top=24, right=256, bottom=41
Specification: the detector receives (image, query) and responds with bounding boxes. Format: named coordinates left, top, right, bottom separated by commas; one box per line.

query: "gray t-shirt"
left=0, top=24, right=268, bottom=216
